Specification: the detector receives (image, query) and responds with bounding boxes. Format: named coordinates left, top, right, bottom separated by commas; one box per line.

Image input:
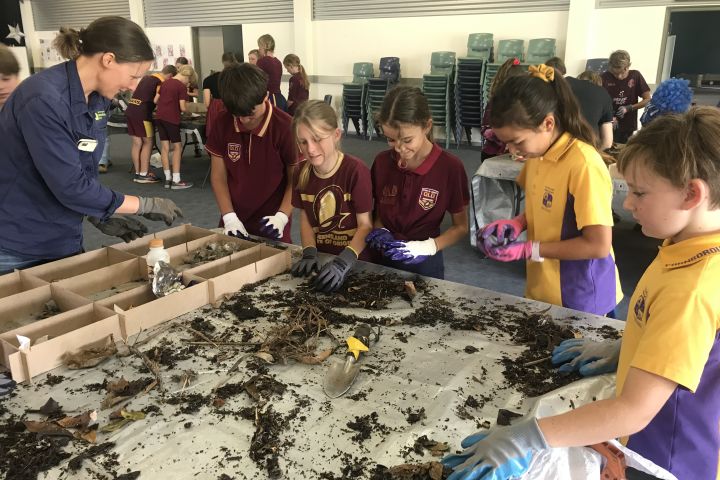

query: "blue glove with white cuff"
left=551, top=338, right=621, bottom=376
left=442, top=417, right=548, bottom=480
left=260, top=211, right=289, bottom=239
left=384, top=238, right=437, bottom=265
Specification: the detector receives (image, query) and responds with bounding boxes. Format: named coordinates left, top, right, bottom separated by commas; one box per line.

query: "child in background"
left=477, top=65, right=622, bottom=316
left=366, top=86, right=469, bottom=279
left=283, top=54, right=309, bottom=116
left=480, top=58, right=526, bottom=160
left=248, top=49, right=259, bottom=65
left=174, top=56, right=198, bottom=100
left=205, top=63, right=298, bottom=242
left=601, top=50, right=651, bottom=144
left=0, top=44, right=20, bottom=111
left=290, top=100, right=373, bottom=292
left=444, top=107, right=720, bottom=480
left=256, top=34, right=287, bottom=112
left=203, top=52, right=237, bottom=140
left=155, top=64, right=196, bottom=189
left=125, top=65, right=176, bottom=183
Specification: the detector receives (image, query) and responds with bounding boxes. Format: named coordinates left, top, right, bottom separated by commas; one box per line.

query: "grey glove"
left=88, top=215, right=148, bottom=243
left=291, top=246, right=320, bottom=277
left=312, top=247, right=357, bottom=293
left=0, top=372, right=16, bottom=396
left=551, top=338, right=621, bottom=376
left=137, top=197, right=183, bottom=226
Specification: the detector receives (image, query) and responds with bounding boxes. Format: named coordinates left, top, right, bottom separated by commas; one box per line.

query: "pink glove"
left=487, top=240, right=532, bottom=262
left=479, top=215, right=527, bottom=252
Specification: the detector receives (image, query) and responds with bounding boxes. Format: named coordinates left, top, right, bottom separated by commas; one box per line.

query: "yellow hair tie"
left=529, top=64, right=555, bottom=83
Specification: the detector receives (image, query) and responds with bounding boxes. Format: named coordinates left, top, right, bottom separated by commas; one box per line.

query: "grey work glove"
left=312, top=247, right=357, bottom=293
left=0, top=372, right=16, bottom=396
left=291, top=246, right=320, bottom=277
left=137, top=197, right=183, bottom=226
left=88, top=215, right=148, bottom=243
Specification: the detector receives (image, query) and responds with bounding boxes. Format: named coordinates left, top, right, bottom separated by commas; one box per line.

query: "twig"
left=183, top=341, right=260, bottom=347
left=175, top=324, right=219, bottom=348
left=129, top=346, right=164, bottom=392
left=522, top=355, right=552, bottom=367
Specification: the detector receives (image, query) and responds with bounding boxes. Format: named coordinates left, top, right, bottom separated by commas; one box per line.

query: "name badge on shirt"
left=77, top=139, right=98, bottom=152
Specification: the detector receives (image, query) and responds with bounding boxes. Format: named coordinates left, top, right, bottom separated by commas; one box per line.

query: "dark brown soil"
left=249, top=406, right=284, bottom=478
left=403, top=407, right=426, bottom=424
left=166, top=392, right=207, bottom=414
left=496, top=409, right=523, bottom=426
left=224, top=293, right=265, bottom=321
left=67, top=441, right=116, bottom=471
left=371, top=462, right=452, bottom=479
left=0, top=420, right=72, bottom=480
left=400, top=294, right=455, bottom=327
left=190, top=316, right=217, bottom=333
left=346, top=412, right=391, bottom=444
left=44, top=374, right=66, bottom=386
left=329, top=273, right=427, bottom=310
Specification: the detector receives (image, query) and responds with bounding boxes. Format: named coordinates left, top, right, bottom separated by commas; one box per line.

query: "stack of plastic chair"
left=366, top=57, right=400, bottom=140
left=455, top=33, right=492, bottom=146
left=342, top=62, right=374, bottom=137
left=526, top=38, right=556, bottom=64
left=496, top=39, right=525, bottom=63
left=422, top=51, right=456, bottom=149
left=585, top=58, right=609, bottom=74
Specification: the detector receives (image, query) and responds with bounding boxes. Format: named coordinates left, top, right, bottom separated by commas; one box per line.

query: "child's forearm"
left=434, top=209, right=468, bottom=251
left=538, top=225, right=611, bottom=260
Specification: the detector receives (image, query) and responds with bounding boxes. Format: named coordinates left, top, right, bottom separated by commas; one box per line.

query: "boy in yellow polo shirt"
left=443, top=107, right=720, bottom=480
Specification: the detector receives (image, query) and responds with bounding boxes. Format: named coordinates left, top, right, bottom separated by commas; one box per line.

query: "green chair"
left=526, top=38, right=556, bottom=64
left=430, top=51, right=456, bottom=76
left=467, top=33, right=493, bottom=61
left=342, top=62, right=374, bottom=136
left=352, top=62, right=374, bottom=84
left=422, top=52, right=456, bottom=149
left=496, top=39, right=524, bottom=63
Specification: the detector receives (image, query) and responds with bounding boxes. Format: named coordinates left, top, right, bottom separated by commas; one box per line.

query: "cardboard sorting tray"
left=24, top=247, right=136, bottom=283
left=0, top=303, right=120, bottom=382
left=0, top=284, right=91, bottom=334
left=55, top=257, right=148, bottom=302
left=158, top=233, right=258, bottom=272
left=97, top=271, right=209, bottom=340
left=110, top=224, right=215, bottom=256
left=0, top=270, right=48, bottom=301
left=188, top=244, right=291, bottom=304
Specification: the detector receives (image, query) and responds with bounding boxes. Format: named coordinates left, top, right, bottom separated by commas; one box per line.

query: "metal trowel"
left=323, top=323, right=378, bottom=398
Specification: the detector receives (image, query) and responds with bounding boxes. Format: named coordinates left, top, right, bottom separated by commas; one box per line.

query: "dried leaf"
left=101, top=394, right=131, bottom=410
left=63, top=339, right=117, bottom=369
left=107, top=377, right=129, bottom=393
left=100, top=418, right=132, bottom=433
left=404, top=281, right=417, bottom=299
left=212, top=398, right=226, bottom=408
left=56, top=410, right=96, bottom=429
left=429, top=442, right=450, bottom=456
left=23, top=420, right=73, bottom=437
left=295, top=348, right=333, bottom=365
left=38, top=397, right=62, bottom=416
left=76, top=428, right=97, bottom=443
left=120, top=410, right=145, bottom=421
left=254, top=352, right=274, bottom=363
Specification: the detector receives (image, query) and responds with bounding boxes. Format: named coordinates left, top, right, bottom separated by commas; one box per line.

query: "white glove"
left=260, top=211, right=289, bottom=239
left=551, top=338, right=621, bottom=376
left=222, top=212, right=249, bottom=239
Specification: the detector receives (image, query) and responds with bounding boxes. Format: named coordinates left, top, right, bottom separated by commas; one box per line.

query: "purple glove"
left=365, top=228, right=395, bottom=252
left=486, top=240, right=532, bottom=262
left=259, top=212, right=288, bottom=239
left=384, top=238, right=437, bottom=265
left=479, top=216, right=527, bottom=252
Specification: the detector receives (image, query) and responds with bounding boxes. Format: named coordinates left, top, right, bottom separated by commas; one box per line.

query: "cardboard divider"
left=0, top=270, right=48, bottom=301
left=98, top=272, right=209, bottom=340
left=110, top=224, right=216, bottom=256
left=159, top=233, right=258, bottom=272
left=188, top=246, right=291, bottom=304
left=55, top=258, right=148, bottom=301
left=1, top=303, right=120, bottom=381
left=0, top=284, right=91, bottom=335
left=24, top=248, right=136, bottom=283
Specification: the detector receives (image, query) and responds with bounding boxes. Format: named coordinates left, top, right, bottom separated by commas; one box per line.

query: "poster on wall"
left=39, top=38, right=63, bottom=66
left=1, top=0, right=25, bottom=47
left=151, top=43, right=193, bottom=72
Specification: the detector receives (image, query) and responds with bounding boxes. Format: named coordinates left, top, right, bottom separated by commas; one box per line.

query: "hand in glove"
left=442, top=417, right=548, bottom=480
left=222, top=212, right=249, bottom=239
left=479, top=215, right=527, bottom=251
left=486, top=240, right=532, bottom=262
left=551, top=338, right=621, bottom=376
left=365, top=228, right=395, bottom=252
left=291, top=246, right=320, bottom=277
left=260, top=211, right=289, bottom=239
left=313, top=247, right=357, bottom=293
left=0, top=372, right=16, bottom=396
left=137, top=197, right=183, bottom=226
left=616, top=105, right=632, bottom=118
left=384, top=238, right=437, bottom=265
left=88, top=215, right=148, bottom=243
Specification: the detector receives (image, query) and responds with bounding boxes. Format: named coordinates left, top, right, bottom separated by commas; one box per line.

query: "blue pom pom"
left=651, top=78, right=693, bottom=114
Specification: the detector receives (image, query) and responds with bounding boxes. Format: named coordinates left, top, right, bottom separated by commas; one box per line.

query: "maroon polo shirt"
left=126, top=73, right=163, bottom=120
left=292, top=153, right=372, bottom=258
left=257, top=56, right=283, bottom=95
left=155, top=77, right=189, bottom=125
left=205, top=101, right=298, bottom=241
left=288, top=73, right=309, bottom=116
left=601, top=70, right=650, bottom=134
left=371, top=144, right=469, bottom=241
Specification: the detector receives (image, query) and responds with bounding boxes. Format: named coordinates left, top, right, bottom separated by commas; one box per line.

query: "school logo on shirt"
left=314, top=185, right=350, bottom=234
left=633, top=288, right=647, bottom=326
left=227, top=143, right=242, bottom=162
left=418, top=188, right=439, bottom=211
left=94, top=111, right=106, bottom=121
left=542, top=189, right=553, bottom=209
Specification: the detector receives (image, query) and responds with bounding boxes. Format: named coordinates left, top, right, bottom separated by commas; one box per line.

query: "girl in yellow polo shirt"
left=477, top=64, right=622, bottom=316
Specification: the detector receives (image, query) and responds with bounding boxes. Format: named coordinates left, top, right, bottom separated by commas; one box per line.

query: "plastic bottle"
left=146, top=238, right=170, bottom=276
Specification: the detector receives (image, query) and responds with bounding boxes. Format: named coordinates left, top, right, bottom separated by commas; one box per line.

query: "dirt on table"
left=331, top=273, right=427, bottom=310
left=346, top=412, right=392, bottom=444
left=0, top=420, right=72, bottom=480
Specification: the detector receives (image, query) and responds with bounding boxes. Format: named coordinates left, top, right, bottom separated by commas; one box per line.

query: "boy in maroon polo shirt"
left=601, top=50, right=652, bottom=144
left=205, top=63, right=298, bottom=242
left=155, top=64, right=196, bottom=189
left=290, top=100, right=373, bottom=292
left=125, top=65, right=175, bottom=184
left=366, top=86, right=469, bottom=279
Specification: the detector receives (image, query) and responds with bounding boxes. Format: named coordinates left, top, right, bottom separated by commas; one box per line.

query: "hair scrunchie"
left=529, top=64, right=555, bottom=83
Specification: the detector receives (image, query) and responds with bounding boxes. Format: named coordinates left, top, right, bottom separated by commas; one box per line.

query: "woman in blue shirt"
left=0, top=17, right=182, bottom=275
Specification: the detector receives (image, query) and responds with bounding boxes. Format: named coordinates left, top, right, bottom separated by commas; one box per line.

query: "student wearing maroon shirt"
left=366, top=86, right=469, bottom=279
left=154, top=64, right=196, bottom=189
left=290, top=100, right=373, bottom=292
left=256, top=34, right=287, bottom=112
left=125, top=65, right=175, bottom=184
left=205, top=63, right=298, bottom=243
left=203, top=52, right=237, bottom=141
left=283, top=54, right=309, bottom=116
left=601, top=50, right=652, bottom=144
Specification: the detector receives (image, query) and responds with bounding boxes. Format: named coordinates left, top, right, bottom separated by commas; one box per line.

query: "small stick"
left=129, top=346, right=164, bottom=392
left=176, top=325, right=218, bottom=348
left=522, top=355, right=552, bottom=367
left=183, top=341, right=260, bottom=347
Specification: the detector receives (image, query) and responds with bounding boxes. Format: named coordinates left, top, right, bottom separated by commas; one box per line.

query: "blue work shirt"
left=0, top=60, right=124, bottom=259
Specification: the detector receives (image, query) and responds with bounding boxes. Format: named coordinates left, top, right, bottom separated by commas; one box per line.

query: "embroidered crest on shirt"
left=94, top=111, right=106, bottom=121
left=542, top=189, right=553, bottom=209
left=314, top=185, right=350, bottom=234
left=227, top=143, right=242, bottom=162
left=633, top=288, right=647, bottom=326
left=418, top=188, right=439, bottom=211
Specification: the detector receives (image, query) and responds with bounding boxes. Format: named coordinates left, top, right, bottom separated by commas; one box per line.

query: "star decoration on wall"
left=6, top=24, right=25, bottom=45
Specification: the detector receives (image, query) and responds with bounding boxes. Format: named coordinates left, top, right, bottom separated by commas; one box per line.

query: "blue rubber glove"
left=259, top=211, right=289, bottom=239
left=384, top=238, right=437, bottom=265
left=442, top=417, right=548, bottom=480
left=313, top=247, right=357, bottom=293
left=551, top=338, right=621, bottom=376
left=365, top=228, right=395, bottom=252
